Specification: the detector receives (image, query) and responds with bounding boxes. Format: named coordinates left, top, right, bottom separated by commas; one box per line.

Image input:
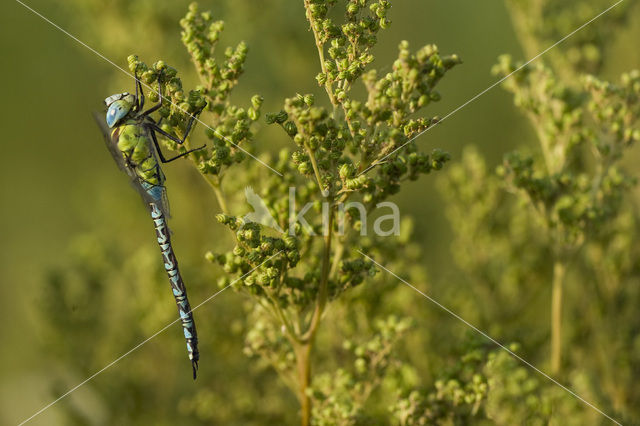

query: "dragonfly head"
left=104, top=92, right=135, bottom=128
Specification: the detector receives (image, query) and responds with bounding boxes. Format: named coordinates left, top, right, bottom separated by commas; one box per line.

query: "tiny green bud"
left=339, top=163, right=355, bottom=179
left=284, top=121, right=298, bottom=137
left=251, top=95, right=264, bottom=110
left=316, top=72, right=328, bottom=85
left=303, top=94, right=315, bottom=106
left=266, top=110, right=288, bottom=125
left=298, top=162, right=312, bottom=175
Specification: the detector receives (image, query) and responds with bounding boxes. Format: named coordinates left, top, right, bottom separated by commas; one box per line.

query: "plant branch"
left=304, top=141, right=328, bottom=196
left=302, top=206, right=334, bottom=342
left=550, top=259, right=566, bottom=374
left=295, top=205, right=335, bottom=425
left=303, top=0, right=338, bottom=107
left=208, top=176, right=230, bottom=215
left=294, top=342, right=312, bottom=426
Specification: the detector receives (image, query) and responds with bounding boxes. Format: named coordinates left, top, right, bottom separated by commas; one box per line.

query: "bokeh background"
left=2, top=0, right=639, bottom=424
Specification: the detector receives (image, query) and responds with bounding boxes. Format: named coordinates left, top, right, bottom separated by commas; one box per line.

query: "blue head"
left=104, top=92, right=135, bottom=128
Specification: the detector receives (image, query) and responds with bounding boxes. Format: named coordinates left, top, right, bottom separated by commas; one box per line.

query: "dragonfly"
left=94, top=74, right=205, bottom=379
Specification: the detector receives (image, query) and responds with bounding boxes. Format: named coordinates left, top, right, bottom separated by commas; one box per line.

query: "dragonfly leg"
left=147, top=105, right=203, bottom=146
left=122, top=149, right=136, bottom=168
left=140, top=78, right=165, bottom=117
left=135, top=71, right=145, bottom=111
left=149, top=127, right=205, bottom=163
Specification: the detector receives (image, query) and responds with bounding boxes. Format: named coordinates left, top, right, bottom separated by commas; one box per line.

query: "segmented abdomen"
left=150, top=203, right=199, bottom=379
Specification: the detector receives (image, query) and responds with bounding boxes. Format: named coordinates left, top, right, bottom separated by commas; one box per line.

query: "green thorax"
left=111, top=120, right=164, bottom=186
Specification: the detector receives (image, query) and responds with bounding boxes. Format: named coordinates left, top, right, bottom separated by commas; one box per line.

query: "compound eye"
left=106, top=101, right=130, bottom=128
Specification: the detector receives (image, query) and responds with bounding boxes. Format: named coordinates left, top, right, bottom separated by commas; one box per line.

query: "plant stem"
left=295, top=5, right=344, bottom=423
left=295, top=342, right=312, bottom=426
left=295, top=206, right=335, bottom=425
left=329, top=238, right=345, bottom=278
left=304, top=141, right=327, bottom=196
left=551, top=259, right=566, bottom=374
left=504, top=0, right=576, bottom=87
left=303, top=206, right=334, bottom=342
left=207, top=176, right=229, bottom=215
left=267, top=291, right=301, bottom=344
left=303, top=0, right=338, bottom=107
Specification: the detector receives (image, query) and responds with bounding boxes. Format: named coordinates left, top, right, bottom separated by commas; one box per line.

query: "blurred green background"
left=1, top=0, right=639, bottom=424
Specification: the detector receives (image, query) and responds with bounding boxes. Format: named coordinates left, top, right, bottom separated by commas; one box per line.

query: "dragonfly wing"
left=147, top=138, right=171, bottom=217
left=93, top=111, right=135, bottom=176
left=93, top=112, right=171, bottom=216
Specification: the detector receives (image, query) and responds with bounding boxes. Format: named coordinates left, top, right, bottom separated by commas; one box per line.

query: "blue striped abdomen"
left=150, top=203, right=199, bottom=378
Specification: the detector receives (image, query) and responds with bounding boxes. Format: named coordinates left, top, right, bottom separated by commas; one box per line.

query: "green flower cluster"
left=390, top=341, right=490, bottom=425
left=127, top=55, right=207, bottom=149
left=584, top=70, right=640, bottom=152
left=309, top=316, right=412, bottom=425
left=307, top=0, right=390, bottom=98
left=181, top=2, right=263, bottom=177
left=269, top=0, right=459, bottom=205
left=438, top=147, right=548, bottom=333
left=494, top=57, right=638, bottom=246
left=435, top=5, right=640, bottom=419
left=243, top=303, right=297, bottom=381
left=504, top=0, right=631, bottom=75
left=208, top=217, right=303, bottom=297
left=483, top=349, right=584, bottom=425
left=390, top=340, right=584, bottom=425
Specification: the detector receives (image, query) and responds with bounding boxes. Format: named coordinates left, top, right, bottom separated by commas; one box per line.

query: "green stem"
left=551, top=259, right=566, bottom=374
left=504, top=0, right=542, bottom=60
left=206, top=176, right=229, bottom=215
left=504, top=0, right=576, bottom=84
left=294, top=342, right=312, bottom=426
left=296, top=206, right=335, bottom=425
left=329, top=238, right=345, bottom=278
left=303, top=207, right=334, bottom=342
left=267, top=291, right=301, bottom=344
left=304, top=141, right=327, bottom=196
left=303, top=0, right=338, bottom=107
